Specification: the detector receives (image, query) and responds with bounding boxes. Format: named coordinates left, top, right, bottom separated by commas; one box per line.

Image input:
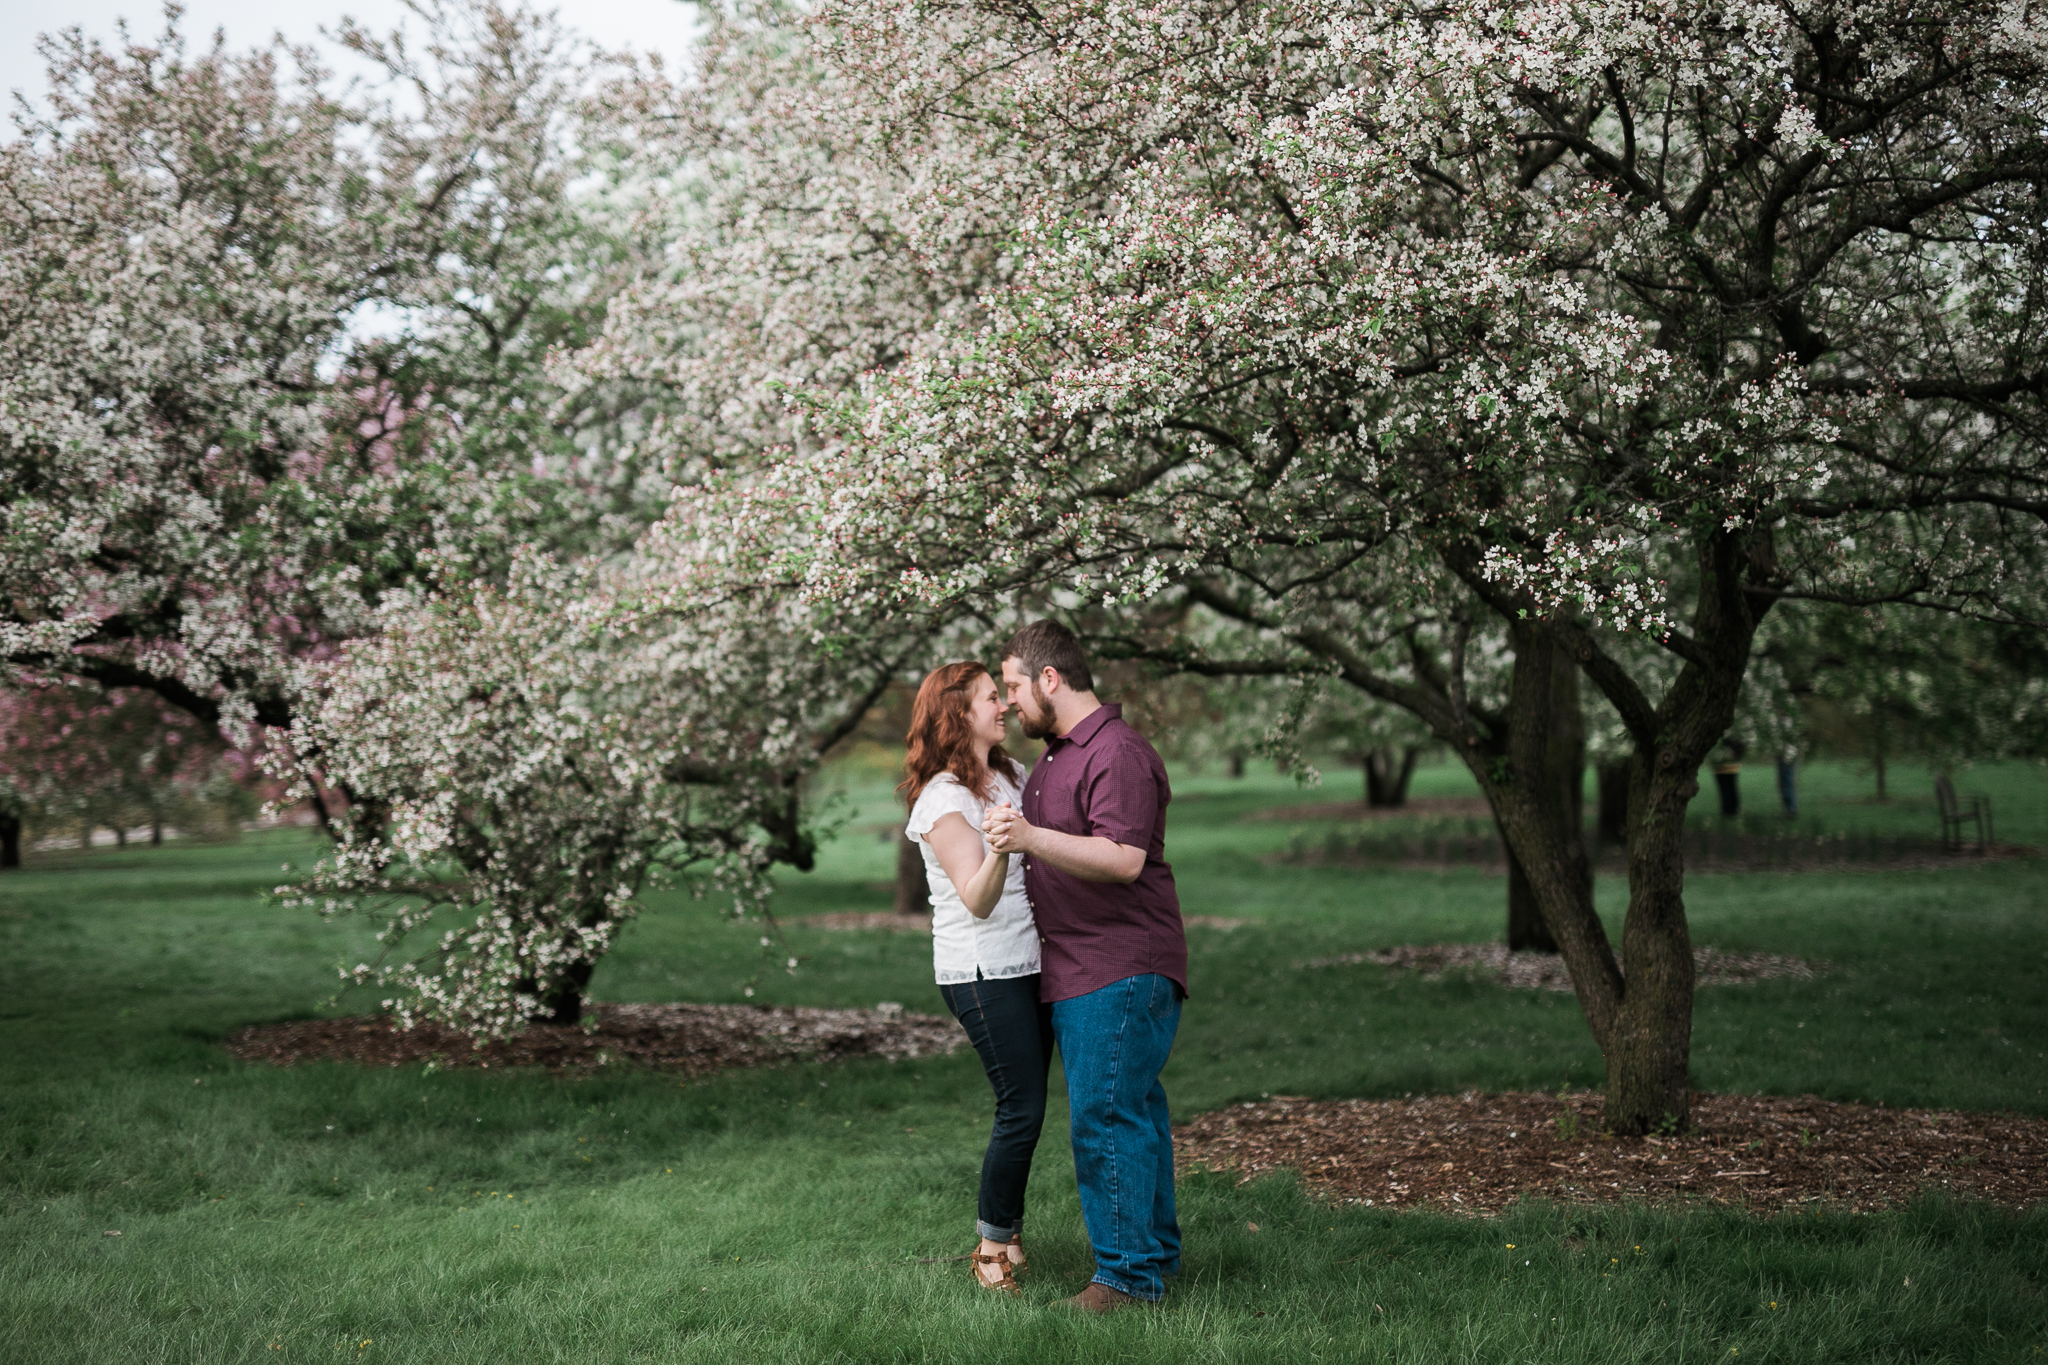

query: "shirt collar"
left=1055, top=702, right=1120, bottom=748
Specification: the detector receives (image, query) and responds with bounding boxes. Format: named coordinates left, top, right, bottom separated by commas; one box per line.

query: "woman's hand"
left=925, top=811, right=1010, bottom=918
left=982, top=803, right=1033, bottom=856
left=986, top=803, right=1144, bottom=884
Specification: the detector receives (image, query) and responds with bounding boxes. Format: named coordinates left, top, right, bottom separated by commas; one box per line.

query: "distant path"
left=1239, top=796, right=1493, bottom=823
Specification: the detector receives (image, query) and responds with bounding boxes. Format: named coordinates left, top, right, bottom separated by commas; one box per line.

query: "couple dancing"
left=900, top=620, right=1187, bottom=1313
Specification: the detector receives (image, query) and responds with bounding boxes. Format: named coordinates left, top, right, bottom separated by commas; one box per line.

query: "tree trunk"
left=1475, top=619, right=1704, bottom=1136
left=1227, top=752, right=1246, bottom=779
left=1714, top=768, right=1740, bottom=817
left=1364, top=745, right=1423, bottom=808
left=1603, top=751, right=1698, bottom=1134
left=1504, top=646, right=1583, bottom=953
left=0, top=813, right=19, bottom=869
left=895, top=827, right=931, bottom=915
left=150, top=817, right=163, bottom=847
left=1873, top=748, right=1888, bottom=802
left=1505, top=847, right=1557, bottom=953
left=1597, top=761, right=1631, bottom=846
left=114, top=824, right=127, bottom=848
left=523, top=959, right=597, bottom=1025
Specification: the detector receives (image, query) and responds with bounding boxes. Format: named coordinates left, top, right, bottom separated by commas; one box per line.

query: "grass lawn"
left=2, top=760, right=2044, bottom=1363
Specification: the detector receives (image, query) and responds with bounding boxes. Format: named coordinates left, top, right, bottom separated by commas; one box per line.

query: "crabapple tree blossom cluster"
left=1, top=4, right=661, bottom=736
left=0, top=4, right=840, bottom=1028
left=628, top=0, right=2047, bottom=1131
left=559, top=0, right=1006, bottom=482
left=277, top=550, right=926, bottom=1036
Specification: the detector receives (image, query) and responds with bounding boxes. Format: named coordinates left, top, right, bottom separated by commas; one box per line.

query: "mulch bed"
left=1176, top=1091, right=2048, bottom=1213
left=1273, top=837, right=2034, bottom=875
left=224, top=1001, right=966, bottom=1076
left=1300, top=942, right=1825, bottom=992
left=225, top=1005, right=2046, bottom=1215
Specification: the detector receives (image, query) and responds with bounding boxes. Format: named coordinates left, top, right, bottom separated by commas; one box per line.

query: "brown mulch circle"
left=1300, top=942, right=1825, bottom=991
left=224, top=1001, right=966, bottom=1076
left=1241, top=795, right=1493, bottom=823
left=1273, top=840, right=2035, bottom=875
left=1176, top=1091, right=2048, bottom=1213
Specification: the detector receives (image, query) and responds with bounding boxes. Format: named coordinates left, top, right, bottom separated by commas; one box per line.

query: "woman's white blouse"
left=905, top=767, right=1040, bottom=985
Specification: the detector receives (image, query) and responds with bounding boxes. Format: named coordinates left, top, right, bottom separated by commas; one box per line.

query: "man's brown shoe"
left=1058, top=1282, right=1151, bottom=1314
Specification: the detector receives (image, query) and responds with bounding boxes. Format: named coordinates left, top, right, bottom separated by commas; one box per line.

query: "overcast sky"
left=4, top=0, right=700, bottom=120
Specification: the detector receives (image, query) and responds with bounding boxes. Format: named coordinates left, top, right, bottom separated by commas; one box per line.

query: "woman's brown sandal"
left=971, top=1249, right=1021, bottom=1297
left=1007, top=1235, right=1028, bottom=1278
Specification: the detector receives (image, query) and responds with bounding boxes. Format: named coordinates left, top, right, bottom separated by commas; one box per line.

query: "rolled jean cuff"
left=1092, top=1272, right=1163, bottom=1303
left=977, top=1220, right=1019, bottom=1243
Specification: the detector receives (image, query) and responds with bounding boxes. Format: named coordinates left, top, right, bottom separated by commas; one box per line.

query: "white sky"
left=4, top=0, right=700, bottom=119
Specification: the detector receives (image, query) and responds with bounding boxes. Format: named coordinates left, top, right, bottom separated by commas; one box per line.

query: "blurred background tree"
left=1771, top=605, right=2048, bottom=800
left=0, top=682, right=253, bottom=863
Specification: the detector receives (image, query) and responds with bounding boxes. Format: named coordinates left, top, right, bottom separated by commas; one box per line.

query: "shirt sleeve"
left=1081, top=743, right=1158, bottom=849
left=907, top=777, right=981, bottom=844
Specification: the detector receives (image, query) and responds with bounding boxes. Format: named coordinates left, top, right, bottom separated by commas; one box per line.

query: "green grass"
left=2, top=761, right=2045, bottom=1363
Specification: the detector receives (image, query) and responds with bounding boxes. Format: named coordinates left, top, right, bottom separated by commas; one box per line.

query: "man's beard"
left=1017, top=678, right=1059, bottom=740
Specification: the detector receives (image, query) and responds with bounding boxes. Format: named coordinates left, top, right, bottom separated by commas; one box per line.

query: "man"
left=982, top=619, right=1187, bottom=1313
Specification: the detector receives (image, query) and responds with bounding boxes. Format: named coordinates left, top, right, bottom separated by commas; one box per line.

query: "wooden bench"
left=1934, top=774, right=1993, bottom=852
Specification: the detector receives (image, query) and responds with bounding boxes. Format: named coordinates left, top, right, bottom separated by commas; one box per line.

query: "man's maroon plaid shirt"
left=1018, top=703, right=1188, bottom=1003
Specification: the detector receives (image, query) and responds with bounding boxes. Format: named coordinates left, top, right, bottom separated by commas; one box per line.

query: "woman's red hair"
left=900, top=662, right=1018, bottom=809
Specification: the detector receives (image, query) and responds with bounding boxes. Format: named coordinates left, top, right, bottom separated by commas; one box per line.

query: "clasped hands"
left=982, top=803, right=1035, bottom=856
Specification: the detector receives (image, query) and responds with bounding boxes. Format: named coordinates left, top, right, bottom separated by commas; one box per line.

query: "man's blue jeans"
left=1052, top=972, right=1182, bottom=1301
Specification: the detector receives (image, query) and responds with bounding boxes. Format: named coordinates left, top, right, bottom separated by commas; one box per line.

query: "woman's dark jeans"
left=938, top=972, right=1053, bottom=1242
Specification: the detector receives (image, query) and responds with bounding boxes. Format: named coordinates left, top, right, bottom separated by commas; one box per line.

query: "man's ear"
left=1040, top=665, right=1063, bottom=696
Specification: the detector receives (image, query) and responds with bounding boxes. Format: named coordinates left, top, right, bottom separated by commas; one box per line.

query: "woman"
left=901, top=661, right=1049, bottom=1296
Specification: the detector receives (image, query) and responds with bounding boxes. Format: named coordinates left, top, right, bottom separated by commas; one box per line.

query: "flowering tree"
left=644, top=0, right=2048, bottom=1130
left=276, top=550, right=927, bottom=1036
left=1770, top=603, right=2048, bottom=789
left=561, top=0, right=1007, bottom=480
left=0, top=682, right=244, bottom=863
left=0, top=4, right=660, bottom=737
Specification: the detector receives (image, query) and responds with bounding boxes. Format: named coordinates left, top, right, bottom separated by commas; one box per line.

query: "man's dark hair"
left=1001, top=619, right=1095, bottom=694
